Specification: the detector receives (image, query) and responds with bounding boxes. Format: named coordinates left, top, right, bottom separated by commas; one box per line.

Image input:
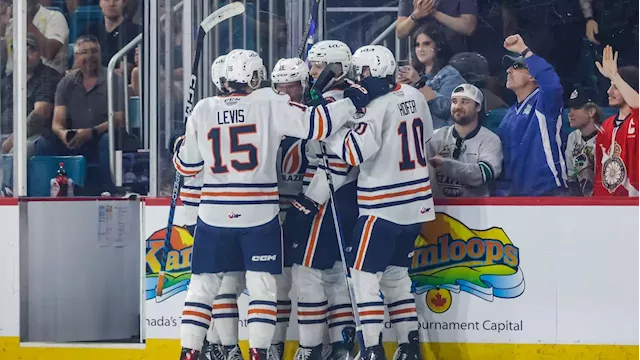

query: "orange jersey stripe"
left=355, top=216, right=375, bottom=270
left=315, top=107, right=325, bottom=140
left=329, top=311, right=354, bottom=319
left=277, top=309, right=291, bottom=314
left=358, top=185, right=431, bottom=201
left=248, top=309, right=277, bottom=316
left=173, top=157, right=200, bottom=176
left=212, top=304, right=238, bottom=310
left=345, top=137, right=357, bottom=165
left=182, top=310, right=211, bottom=320
left=359, top=310, right=385, bottom=316
left=389, top=308, right=416, bottom=316
left=180, top=192, right=201, bottom=199
left=329, top=162, right=348, bottom=168
left=304, top=172, right=314, bottom=178
left=304, top=205, right=326, bottom=267
left=201, top=191, right=279, bottom=197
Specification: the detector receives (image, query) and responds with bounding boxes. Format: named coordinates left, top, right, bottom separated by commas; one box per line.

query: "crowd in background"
left=0, top=0, right=637, bottom=197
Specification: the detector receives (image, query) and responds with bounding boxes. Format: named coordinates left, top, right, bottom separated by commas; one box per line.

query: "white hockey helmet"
left=225, top=49, right=267, bottom=89
left=352, top=45, right=396, bottom=80
left=271, top=57, right=309, bottom=89
left=307, top=40, right=352, bottom=76
left=211, top=55, right=228, bottom=93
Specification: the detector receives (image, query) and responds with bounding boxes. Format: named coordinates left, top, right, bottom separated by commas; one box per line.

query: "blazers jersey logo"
left=281, top=137, right=307, bottom=176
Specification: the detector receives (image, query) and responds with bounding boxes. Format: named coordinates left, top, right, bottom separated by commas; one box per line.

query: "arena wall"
left=0, top=197, right=638, bottom=360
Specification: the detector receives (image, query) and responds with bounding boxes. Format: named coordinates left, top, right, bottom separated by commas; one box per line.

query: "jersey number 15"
left=208, top=124, right=258, bottom=174
left=398, top=118, right=426, bottom=171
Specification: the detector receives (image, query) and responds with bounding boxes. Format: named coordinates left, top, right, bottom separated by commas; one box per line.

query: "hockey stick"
left=155, top=2, right=246, bottom=301
left=310, top=67, right=368, bottom=356
left=298, top=0, right=321, bottom=59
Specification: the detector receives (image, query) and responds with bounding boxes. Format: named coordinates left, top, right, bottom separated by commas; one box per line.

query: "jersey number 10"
left=208, top=124, right=258, bottom=174
left=398, top=117, right=426, bottom=171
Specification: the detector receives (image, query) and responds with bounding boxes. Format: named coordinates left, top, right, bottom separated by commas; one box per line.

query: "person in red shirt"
left=593, top=45, right=639, bottom=196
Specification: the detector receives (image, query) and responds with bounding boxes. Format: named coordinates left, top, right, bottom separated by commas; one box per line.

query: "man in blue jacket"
left=496, top=34, right=567, bottom=196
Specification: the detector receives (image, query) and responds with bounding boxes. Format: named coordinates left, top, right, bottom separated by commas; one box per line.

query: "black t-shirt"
left=1, top=63, right=61, bottom=135
left=398, top=0, right=478, bottom=54
left=85, top=19, right=141, bottom=67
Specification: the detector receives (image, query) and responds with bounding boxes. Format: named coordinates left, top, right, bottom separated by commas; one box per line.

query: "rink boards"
left=0, top=197, right=638, bottom=360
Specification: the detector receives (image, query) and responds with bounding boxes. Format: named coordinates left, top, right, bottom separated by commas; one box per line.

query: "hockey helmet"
left=352, top=45, right=396, bottom=80
left=225, top=49, right=267, bottom=90
left=211, top=55, right=229, bottom=94
left=271, top=57, right=309, bottom=89
left=308, top=40, right=352, bottom=76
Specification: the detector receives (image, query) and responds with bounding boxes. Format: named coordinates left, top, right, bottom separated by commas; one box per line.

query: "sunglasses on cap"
left=510, top=62, right=528, bottom=70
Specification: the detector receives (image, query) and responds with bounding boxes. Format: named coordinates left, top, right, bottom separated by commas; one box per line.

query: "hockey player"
left=322, top=45, right=435, bottom=360
left=284, top=40, right=359, bottom=360
left=174, top=49, right=391, bottom=360
left=174, top=54, right=246, bottom=360
left=269, top=57, right=311, bottom=360
left=205, top=54, right=247, bottom=360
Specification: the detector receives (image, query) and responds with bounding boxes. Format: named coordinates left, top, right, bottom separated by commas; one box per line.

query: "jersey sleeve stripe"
left=308, top=107, right=316, bottom=140
left=314, top=107, right=325, bottom=140
left=316, top=153, right=341, bottom=159
left=479, top=161, right=494, bottom=183
left=173, top=156, right=201, bottom=176
left=349, top=132, right=364, bottom=164
left=344, top=136, right=357, bottom=166
left=322, top=104, right=332, bottom=137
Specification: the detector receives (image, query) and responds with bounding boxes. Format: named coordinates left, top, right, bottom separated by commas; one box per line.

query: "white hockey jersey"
left=304, top=85, right=359, bottom=205
left=173, top=88, right=357, bottom=228
left=565, top=129, right=597, bottom=196
left=324, top=84, right=435, bottom=225
left=180, top=173, right=203, bottom=226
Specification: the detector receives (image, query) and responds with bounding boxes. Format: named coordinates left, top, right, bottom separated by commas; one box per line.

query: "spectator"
left=1, top=0, right=69, bottom=75
left=1, top=34, right=61, bottom=157
left=580, top=0, right=639, bottom=67
left=495, top=34, right=567, bottom=197
left=83, top=0, right=140, bottom=71
left=396, top=0, right=478, bottom=54
left=565, top=86, right=602, bottom=196
left=448, top=52, right=511, bottom=111
left=426, top=84, right=502, bottom=197
left=593, top=45, right=639, bottom=197
left=37, top=35, right=133, bottom=194
left=500, top=0, right=584, bottom=104
left=398, top=24, right=466, bottom=129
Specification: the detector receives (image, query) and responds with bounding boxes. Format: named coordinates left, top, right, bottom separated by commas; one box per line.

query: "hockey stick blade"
left=200, top=2, right=245, bottom=33
left=311, top=63, right=341, bottom=94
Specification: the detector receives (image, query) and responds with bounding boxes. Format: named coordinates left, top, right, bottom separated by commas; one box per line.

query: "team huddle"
left=172, top=41, right=438, bottom=360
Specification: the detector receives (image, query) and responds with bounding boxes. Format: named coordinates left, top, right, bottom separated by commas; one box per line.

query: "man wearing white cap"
left=426, top=83, right=503, bottom=197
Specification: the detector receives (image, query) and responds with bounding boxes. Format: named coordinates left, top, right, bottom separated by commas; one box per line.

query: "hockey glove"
left=290, top=194, right=320, bottom=218
left=344, top=76, right=391, bottom=110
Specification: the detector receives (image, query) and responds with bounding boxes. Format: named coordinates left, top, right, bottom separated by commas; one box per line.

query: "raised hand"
left=595, top=45, right=619, bottom=80
left=503, top=34, right=528, bottom=55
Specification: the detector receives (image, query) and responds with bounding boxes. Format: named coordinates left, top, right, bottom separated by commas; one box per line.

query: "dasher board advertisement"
left=143, top=200, right=639, bottom=345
